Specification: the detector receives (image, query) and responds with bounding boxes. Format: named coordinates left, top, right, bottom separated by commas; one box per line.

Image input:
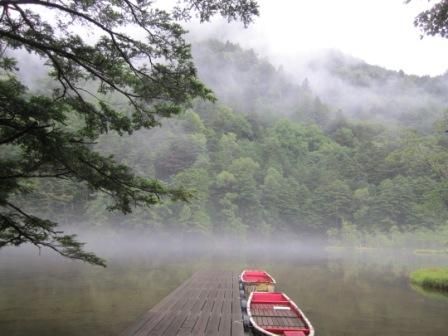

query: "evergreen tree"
left=0, top=0, right=258, bottom=265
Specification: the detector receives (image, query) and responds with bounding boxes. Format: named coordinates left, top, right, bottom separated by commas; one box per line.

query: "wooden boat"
left=240, top=269, right=276, bottom=296
left=247, top=292, right=314, bottom=336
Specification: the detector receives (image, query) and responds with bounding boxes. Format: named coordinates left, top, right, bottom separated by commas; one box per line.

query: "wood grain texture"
left=121, top=270, right=244, bottom=336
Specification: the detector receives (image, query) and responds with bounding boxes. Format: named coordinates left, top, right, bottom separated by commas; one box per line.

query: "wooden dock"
left=121, top=270, right=245, bottom=336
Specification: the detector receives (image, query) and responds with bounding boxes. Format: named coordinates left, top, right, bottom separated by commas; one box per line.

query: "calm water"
left=1, top=244, right=447, bottom=336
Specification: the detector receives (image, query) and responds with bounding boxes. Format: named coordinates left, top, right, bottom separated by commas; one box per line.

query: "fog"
left=180, top=0, right=448, bottom=131
left=0, top=231, right=330, bottom=264
left=3, top=227, right=446, bottom=267
left=8, top=33, right=448, bottom=252
left=185, top=0, right=448, bottom=77
left=10, top=1, right=448, bottom=131
left=190, top=39, right=448, bottom=131
left=2, top=3, right=448, bottom=334
left=12, top=37, right=448, bottom=132
left=283, top=50, right=448, bottom=126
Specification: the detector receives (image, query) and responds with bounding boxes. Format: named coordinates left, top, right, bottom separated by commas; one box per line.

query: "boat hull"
left=247, top=292, right=315, bottom=336
left=240, top=269, right=276, bottom=296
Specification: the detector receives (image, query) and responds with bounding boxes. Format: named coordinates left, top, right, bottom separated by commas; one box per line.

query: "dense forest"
left=13, top=40, right=448, bottom=246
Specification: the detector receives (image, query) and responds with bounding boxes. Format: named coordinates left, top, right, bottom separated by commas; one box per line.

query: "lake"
left=1, top=242, right=447, bottom=335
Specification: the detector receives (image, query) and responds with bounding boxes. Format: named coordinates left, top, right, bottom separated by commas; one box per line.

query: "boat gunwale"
left=240, top=269, right=277, bottom=285
left=247, top=291, right=315, bottom=336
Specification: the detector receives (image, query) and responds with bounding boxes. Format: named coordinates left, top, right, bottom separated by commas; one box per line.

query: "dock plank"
left=121, top=270, right=244, bottom=336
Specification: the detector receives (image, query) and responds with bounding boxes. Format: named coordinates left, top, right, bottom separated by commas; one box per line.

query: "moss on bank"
left=410, top=268, right=448, bottom=291
left=411, top=284, right=448, bottom=301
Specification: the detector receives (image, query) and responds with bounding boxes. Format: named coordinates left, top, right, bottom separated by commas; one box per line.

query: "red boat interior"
left=242, top=270, right=274, bottom=283
left=250, top=292, right=310, bottom=336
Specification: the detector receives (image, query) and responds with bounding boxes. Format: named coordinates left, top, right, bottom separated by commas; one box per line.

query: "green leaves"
left=0, top=202, right=106, bottom=266
left=0, top=0, right=220, bottom=139
left=413, top=1, right=448, bottom=38
left=0, top=76, right=191, bottom=265
left=0, top=1, right=258, bottom=265
left=173, top=0, right=259, bottom=26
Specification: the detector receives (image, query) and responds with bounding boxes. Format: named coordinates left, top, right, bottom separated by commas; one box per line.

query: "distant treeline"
left=16, top=41, right=448, bottom=245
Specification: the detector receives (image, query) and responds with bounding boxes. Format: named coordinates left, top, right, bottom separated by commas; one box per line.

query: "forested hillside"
left=194, top=41, right=448, bottom=131
left=15, top=40, right=448, bottom=245
left=304, top=50, right=448, bottom=132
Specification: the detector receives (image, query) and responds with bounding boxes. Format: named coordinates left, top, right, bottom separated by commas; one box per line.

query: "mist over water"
left=1, top=233, right=448, bottom=336
left=2, top=2, right=448, bottom=336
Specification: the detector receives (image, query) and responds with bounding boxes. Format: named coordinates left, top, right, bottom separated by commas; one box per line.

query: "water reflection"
left=0, top=245, right=447, bottom=335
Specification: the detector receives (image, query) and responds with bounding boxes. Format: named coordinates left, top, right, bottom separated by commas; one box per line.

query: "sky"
left=185, top=0, right=448, bottom=77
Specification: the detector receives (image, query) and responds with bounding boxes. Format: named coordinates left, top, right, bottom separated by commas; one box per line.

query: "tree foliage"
left=77, top=94, right=447, bottom=240
left=412, top=0, right=448, bottom=38
left=0, top=1, right=258, bottom=265
left=65, top=40, right=446, bottom=244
